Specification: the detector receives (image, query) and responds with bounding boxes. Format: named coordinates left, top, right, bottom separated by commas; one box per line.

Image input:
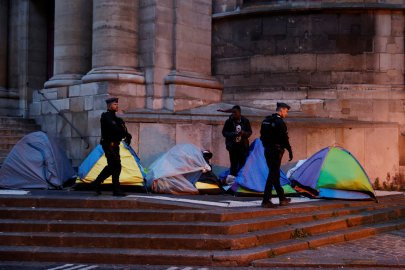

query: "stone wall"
left=123, top=110, right=399, bottom=184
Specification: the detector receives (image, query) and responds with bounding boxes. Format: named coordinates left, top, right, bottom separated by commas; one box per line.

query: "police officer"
left=222, top=105, right=252, bottom=183
left=260, top=102, right=293, bottom=208
left=91, top=97, right=132, bottom=196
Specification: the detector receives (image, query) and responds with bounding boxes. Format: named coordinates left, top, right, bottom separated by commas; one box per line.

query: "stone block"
left=72, top=112, right=88, bottom=138
left=251, top=55, right=289, bottom=73
left=139, top=123, right=176, bottom=167
left=215, top=57, right=250, bottom=75
left=391, top=11, right=404, bottom=37
left=316, top=54, right=365, bottom=72
left=69, top=84, right=81, bottom=97
left=84, top=96, right=93, bottom=111
left=87, top=110, right=103, bottom=137
left=310, top=72, right=331, bottom=87
left=52, top=98, right=70, bottom=112
left=335, top=127, right=365, bottom=165
left=94, top=94, right=109, bottom=110
left=57, top=87, right=68, bottom=99
left=287, top=127, right=308, bottom=162
left=365, top=126, right=399, bottom=182
left=331, top=72, right=364, bottom=84
left=176, top=123, right=212, bottom=151
left=365, top=53, right=379, bottom=71
left=29, top=102, right=41, bottom=116
left=301, top=99, right=324, bottom=115
left=70, top=96, right=85, bottom=112
left=81, top=82, right=100, bottom=96
left=41, top=89, right=58, bottom=100
left=375, top=11, right=391, bottom=37
left=373, top=37, right=387, bottom=53
left=41, top=101, right=57, bottom=114
left=211, top=124, right=230, bottom=168
left=41, top=114, right=58, bottom=136
left=307, top=89, right=337, bottom=99
left=124, top=122, right=140, bottom=153
left=282, top=90, right=307, bottom=100
left=56, top=112, right=72, bottom=138
left=288, top=54, right=316, bottom=71
left=306, top=128, right=336, bottom=156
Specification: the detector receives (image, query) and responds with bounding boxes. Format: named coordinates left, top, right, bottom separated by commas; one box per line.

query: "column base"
left=82, top=66, right=145, bottom=84
left=163, top=70, right=223, bottom=112
left=44, top=74, right=83, bottom=88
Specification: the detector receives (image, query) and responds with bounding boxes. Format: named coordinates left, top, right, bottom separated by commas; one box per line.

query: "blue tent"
left=230, top=138, right=294, bottom=195
left=0, top=131, right=76, bottom=189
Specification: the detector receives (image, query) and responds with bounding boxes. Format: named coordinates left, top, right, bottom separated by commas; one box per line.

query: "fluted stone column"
left=44, top=0, right=92, bottom=88
left=82, top=0, right=144, bottom=83
left=0, top=0, right=8, bottom=92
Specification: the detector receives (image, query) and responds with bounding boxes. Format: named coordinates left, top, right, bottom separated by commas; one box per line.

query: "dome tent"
left=230, top=138, right=295, bottom=196
left=290, top=146, right=376, bottom=200
left=78, top=142, right=146, bottom=187
left=145, top=144, right=220, bottom=194
left=0, top=131, right=76, bottom=189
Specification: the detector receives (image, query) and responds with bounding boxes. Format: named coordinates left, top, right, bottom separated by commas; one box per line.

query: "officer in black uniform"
left=260, top=102, right=293, bottom=208
left=222, top=105, right=252, bottom=181
left=91, top=97, right=132, bottom=196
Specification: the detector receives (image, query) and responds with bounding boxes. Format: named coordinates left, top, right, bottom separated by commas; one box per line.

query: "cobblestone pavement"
left=265, top=229, right=405, bottom=268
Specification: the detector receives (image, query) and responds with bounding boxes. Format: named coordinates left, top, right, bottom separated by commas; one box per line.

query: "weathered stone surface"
left=139, top=123, right=176, bottom=167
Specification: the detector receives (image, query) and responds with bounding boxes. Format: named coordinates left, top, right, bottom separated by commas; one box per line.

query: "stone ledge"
left=164, top=70, right=223, bottom=90
left=213, top=1, right=405, bottom=20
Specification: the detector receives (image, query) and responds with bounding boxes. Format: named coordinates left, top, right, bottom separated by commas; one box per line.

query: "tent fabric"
left=231, top=138, right=293, bottom=196
left=78, top=142, right=145, bottom=186
left=146, top=144, right=211, bottom=194
left=0, top=131, right=76, bottom=189
left=290, top=146, right=376, bottom=200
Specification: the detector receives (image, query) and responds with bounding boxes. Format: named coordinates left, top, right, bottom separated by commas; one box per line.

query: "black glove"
left=124, top=133, right=132, bottom=145
left=288, top=149, right=293, bottom=161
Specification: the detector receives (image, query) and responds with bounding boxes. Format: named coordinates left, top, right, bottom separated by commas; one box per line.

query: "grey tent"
left=0, top=131, right=76, bottom=189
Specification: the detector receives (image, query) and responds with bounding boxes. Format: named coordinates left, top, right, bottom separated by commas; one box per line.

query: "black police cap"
left=276, top=102, right=291, bottom=110
left=105, top=97, right=119, bottom=104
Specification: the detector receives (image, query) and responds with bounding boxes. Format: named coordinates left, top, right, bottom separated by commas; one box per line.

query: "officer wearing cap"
left=260, top=102, right=293, bottom=208
left=91, top=97, right=132, bottom=196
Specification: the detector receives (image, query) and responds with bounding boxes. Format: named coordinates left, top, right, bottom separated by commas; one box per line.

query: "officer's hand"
left=288, top=150, right=293, bottom=161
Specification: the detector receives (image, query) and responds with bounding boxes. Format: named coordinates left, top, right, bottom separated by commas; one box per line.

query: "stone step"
left=0, top=218, right=403, bottom=266
left=0, top=129, right=38, bottom=136
left=0, top=206, right=404, bottom=251
left=0, top=202, right=401, bottom=236
left=0, top=116, right=36, bottom=124
left=251, top=219, right=405, bottom=267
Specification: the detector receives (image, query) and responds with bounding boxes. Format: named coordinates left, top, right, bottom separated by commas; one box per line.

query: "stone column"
left=82, top=0, right=144, bottom=83
left=44, top=0, right=92, bottom=88
left=0, top=0, right=8, bottom=92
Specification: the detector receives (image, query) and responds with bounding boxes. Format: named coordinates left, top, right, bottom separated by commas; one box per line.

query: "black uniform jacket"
left=100, top=110, right=128, bottom=144
left=222, top=115, right=252, bottom=151
left=260, top=113, right=292, bottom=153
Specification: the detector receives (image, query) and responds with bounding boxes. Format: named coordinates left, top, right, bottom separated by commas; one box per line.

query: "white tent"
left=146, top=144, right=211, bottom=194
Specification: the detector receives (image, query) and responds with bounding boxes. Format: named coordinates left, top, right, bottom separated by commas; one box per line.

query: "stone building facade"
left=1, top=0, right=404, bottom=183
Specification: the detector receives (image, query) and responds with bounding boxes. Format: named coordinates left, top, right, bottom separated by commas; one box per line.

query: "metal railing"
left=38, top=90, right=90, bottom=149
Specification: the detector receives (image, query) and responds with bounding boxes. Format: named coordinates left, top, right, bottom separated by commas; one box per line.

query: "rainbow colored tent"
left=290, top=146, right=376, bottom=200
left=230, top=138, right=295, bottom=196
left=78, top=142, right=146, bottom=187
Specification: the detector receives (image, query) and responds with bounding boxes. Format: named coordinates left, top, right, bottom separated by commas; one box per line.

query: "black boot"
left=261, top=200, right=277, bottom=208
left=279, top=197, right=291, bottom=206
left=90, top=180, right=102, bottom=195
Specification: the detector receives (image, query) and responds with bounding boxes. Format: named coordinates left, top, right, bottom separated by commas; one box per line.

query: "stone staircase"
left=0, top=193, right=404, bottom=266
left=0, top=117, right=40, bottom=164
